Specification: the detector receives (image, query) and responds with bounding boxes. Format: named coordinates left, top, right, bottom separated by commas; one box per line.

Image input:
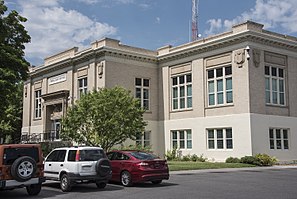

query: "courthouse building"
left=22, top=21, right=297, bottom=162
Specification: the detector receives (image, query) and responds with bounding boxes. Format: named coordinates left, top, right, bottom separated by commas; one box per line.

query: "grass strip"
left=168, top=161, right=255, bottom=171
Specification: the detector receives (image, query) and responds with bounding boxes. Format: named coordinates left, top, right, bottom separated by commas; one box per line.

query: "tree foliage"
left=61, top=87, right=147, bottom=151
left=0, top=0, right=30, bottom=142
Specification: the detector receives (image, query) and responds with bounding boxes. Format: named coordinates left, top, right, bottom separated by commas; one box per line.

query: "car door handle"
left=60, top=164, right=63, bottom=167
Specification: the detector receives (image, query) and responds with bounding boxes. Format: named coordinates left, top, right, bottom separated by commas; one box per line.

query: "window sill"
left=206, top=103, right=234, bottom=109
left=207, top=149, right=233, bottom=151
left=170, top=108, right=193, bottom=113
left=176, top=148, right=192, bottom=150
left=270, top=149, right=289, bottom=150
left=33, top=117, right=42, bottom=121
left=266, top=104, right=287, bottom=108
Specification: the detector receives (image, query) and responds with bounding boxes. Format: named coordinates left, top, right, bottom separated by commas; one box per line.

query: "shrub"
left=165, top=148, right=178, bottom=161
left=255, top=153, right=277, bottom=166
left=190, top=154, right=199, bottom=162
left=181, top=154, right=191, bottom=161
left=190, top=154, right=207, bottom=162
left=240, top=156, right=261, bottom=166
left=196, top=154, right=207, bottom=162
left=225, top=157, right=241, bottom=163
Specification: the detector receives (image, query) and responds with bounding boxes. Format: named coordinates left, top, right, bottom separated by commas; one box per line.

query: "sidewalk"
left=170, top=165, right=297, bottom=175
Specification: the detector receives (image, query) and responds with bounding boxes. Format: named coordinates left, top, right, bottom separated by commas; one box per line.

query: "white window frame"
left=34, top=90, right=42, bottom=118
left=171, top=74, right=192, bottom=111
left=265, top=65, right=285, bottom=106
left=207, top=128, right=233, bottom=150
left=207, top=65, right=233, bottom=107
left=78, top=77, right=88, bottom=98
left=135, top=131, right=151, bottom=147
left=135, top=78, right=150, bottom=110
left=269, top=128, right=289, bottom=150
left=171, top=130, right=192, bottom=149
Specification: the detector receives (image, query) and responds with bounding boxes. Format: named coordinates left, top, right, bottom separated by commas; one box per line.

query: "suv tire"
left=95, top=181, right=107, bottom=189
left=26, top=183, right=42, bottom=195
left=11, top=156, right=37, bottom=182
left=96, top=158, right=111, bottom=177
left=60, top=174, right=72, bottom=192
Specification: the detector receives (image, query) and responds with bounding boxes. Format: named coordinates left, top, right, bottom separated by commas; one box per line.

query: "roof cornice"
left=157, top=30, right=297, bottom=63
left=30, top=46, right=158, bottom=77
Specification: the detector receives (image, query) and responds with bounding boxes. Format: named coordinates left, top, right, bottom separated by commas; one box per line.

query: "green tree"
left=0, top=0, right=31, bottom=142
left=61, top=87, right=147, bottom=151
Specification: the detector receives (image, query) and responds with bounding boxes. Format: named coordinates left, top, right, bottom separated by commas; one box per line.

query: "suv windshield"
left=129, top=152, right=158, bottom=160
left=79, top=149, right=105, bottom=161
left=3, top=147, right=39, bottom=165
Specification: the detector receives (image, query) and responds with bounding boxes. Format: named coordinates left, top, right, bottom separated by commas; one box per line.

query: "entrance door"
left=52, top=120, right=61, bottom=140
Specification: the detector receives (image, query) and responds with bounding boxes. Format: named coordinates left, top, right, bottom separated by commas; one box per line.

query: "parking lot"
left=2, top=167, right=297, bottom=199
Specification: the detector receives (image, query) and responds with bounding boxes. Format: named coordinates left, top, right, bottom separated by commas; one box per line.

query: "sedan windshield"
left=129, top=152, right=158, bottom=160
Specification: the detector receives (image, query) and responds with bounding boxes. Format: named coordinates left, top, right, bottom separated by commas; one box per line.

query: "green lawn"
left=168, top=161, right=255, bottom=171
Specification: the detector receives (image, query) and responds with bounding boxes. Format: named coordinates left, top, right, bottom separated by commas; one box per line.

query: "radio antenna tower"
left=191, top=0, right=199, bottom=41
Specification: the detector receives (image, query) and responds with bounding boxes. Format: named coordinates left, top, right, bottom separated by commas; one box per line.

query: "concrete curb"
left=170, top=165, right=297, bottom=175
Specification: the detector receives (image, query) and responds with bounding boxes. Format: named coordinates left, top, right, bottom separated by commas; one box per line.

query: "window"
left=135, top=131, right=151, bottom=147
left=79, top=149, right=105, bottom=161
left=3, top=147, right=39, bottom=165
left=135, top=78, right=150, bottom=110
left=172, top=74, right=192, bottom=110
left=129, top=151, right=158, bottom=160
left=78, top=77, right=88, bottom=98
left=207, top=128, right=233, bottom=150
left=265, top=66, right=285, bottom=105
left=207, top=66, right=232, bottom=106
left=269, top=128, right=289, bottom=150
left=67, top=150, right=77, bottom=162
left=114, top=152, right=130, bottom=160
left=34, top=90, right=42, bottom=118
left=171, top=130, right=192, bottom=149
left=45, top=150, right=66, bottom=162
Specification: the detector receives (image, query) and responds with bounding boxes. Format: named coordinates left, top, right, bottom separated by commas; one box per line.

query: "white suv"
left=44, top=146, right=112, bottom=192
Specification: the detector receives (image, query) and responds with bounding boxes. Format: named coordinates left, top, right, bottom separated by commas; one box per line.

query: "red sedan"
left=106, top=150, right=169, bottom=186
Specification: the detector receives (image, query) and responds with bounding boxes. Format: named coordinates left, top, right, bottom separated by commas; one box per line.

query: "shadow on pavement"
left=44, top=181, right=123, bottom=193
left=109, top=181, right=178, bottom=189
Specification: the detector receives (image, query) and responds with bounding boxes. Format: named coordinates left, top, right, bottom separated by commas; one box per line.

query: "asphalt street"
left=1, top=166, right=297, bottom=199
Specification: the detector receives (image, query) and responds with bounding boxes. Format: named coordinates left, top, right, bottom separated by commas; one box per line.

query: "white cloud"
left=113, top=0, right=134, bottom=4
left=17, top=0, right=117, bottom=65
left=76, top=0, right=102, bottom=5
left=156, top=17, right=160, bottom=24
left=205, top=0, right=297, bottom=36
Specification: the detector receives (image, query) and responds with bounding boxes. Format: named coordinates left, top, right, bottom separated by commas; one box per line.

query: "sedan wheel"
left=121, top=171, right=132, bottom=187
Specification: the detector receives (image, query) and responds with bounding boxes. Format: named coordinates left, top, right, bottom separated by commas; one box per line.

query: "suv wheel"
left=60, top=174, right=72, bottom=192
left=26, top=183, right=42, bottom=195
left=96, top=158, right=111, bottom=177
left=95, top=181, right=107, bottom=189
left=11, top=156, right=37, bottom=182
left=121, top=171, right=132, bottom=187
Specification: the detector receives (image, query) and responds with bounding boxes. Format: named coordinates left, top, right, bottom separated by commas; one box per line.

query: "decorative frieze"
left=48, top=73, right=67, bottom=85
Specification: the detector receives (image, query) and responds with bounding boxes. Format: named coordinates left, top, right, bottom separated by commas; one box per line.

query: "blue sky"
left=6, top=0, right=297, bottom=66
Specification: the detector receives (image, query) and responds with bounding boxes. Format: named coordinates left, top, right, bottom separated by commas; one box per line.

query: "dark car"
left=107, top=150, right=169, bottom=186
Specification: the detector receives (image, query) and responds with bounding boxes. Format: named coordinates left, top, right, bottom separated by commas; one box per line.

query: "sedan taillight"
left=137, top=162, right=149, bottom=166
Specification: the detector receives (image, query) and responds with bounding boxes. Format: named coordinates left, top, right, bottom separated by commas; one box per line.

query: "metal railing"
left=21, top=131, right=60, bottom=143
